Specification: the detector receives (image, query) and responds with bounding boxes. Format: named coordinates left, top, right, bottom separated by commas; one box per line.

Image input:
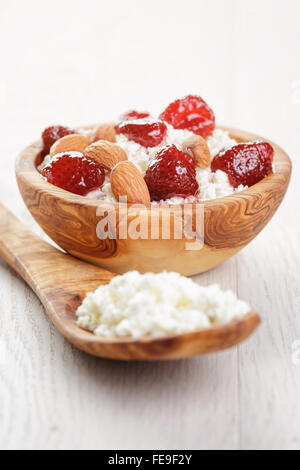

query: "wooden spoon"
left=0, top=204, right=261, bottom=360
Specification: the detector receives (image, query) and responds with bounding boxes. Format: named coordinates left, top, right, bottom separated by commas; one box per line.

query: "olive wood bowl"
left=15, top=126, right=292, bottom=276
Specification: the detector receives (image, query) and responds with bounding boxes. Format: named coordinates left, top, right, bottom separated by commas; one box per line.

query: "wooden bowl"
left=15, top=127, right=292, bottom=276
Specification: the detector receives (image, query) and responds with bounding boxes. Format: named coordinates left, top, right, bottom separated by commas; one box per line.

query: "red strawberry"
left=115, top=118, right=167, bottom=148
left=42, top=125, right=76, bottom=154
left=211, top=142, right=274, bottom=188
left=144, top=145, right=198, bottom=201
left=42, top=153, right=105, bottom=196
left=120, top=110, right=150, bottom=121
left=159, top=95, right=215, bottom=138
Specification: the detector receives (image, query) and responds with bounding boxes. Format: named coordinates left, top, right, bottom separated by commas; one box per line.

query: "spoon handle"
left=0, top=202, right=113, bottom=298
left=0, top=203, right=67, bottom=292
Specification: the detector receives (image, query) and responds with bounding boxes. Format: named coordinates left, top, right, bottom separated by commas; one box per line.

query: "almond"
left=182, top=135, right=211, bottom=168
left=50, top=134, right=90, bottom=157
left=111, top=161, right=151, bottom=205
left=92, top=123, right=116, bottom=143
left=85, top=140, right=127, bottom=170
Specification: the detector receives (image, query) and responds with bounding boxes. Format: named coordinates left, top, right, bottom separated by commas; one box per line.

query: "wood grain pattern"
left=1, top=0, right=300, bottom=450
left=0, top=203, right=260, bottom=360
left=15, top=127, right=291, bottom=276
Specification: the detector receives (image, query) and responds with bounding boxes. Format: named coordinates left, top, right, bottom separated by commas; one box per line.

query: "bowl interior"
left=20, top=125, right=291, bottom=210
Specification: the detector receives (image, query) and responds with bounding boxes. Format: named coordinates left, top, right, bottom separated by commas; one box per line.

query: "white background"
left=0, top=0, right=300, bottom=450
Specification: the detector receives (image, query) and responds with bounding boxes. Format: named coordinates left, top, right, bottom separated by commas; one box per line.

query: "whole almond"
left=111, top=161, right=151, bottom=205
left=85, top=141, right=127, bottom=170
left=92, top=123, right=116, bottom=143
left=50, top=134, right=90, bottom=157
left=182, top=135, right=211, bottom=168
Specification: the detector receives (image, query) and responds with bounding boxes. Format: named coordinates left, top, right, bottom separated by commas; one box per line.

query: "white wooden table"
left=0, top=0, right=299, bottom=450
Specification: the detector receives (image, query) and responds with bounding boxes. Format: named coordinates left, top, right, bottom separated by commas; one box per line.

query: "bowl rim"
left=15, top=125, right=292, bottom=211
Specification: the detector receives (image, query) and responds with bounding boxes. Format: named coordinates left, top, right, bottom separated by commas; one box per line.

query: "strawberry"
left=120, top=110, right=150, bottom=121
left=211, top=142, right=274, bottom=188
left=159, top=95, right=215, bottom=138
left=144, top=145, right=198, bottom=201
left=42, top=152, right=105, bottom=196
left=115, top=118, right=167, bottom=148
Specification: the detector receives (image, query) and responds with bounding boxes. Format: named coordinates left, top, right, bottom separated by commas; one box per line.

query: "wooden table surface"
left=0, top=0, right=299, bottom=450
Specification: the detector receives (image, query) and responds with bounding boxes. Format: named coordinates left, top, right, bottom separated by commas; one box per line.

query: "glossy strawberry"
left=120, top=110, right=150, bottom=121
left=42, top=152, right=105, bottom=196
left=42, top=125, right=76, bottom=154
left=211, top=142, right=274, bottom=188
left=115, top=118, right=167, bottom=148
left=144, top=145, right=198, bottom=201
left=159, top=95, right=215, bottom=138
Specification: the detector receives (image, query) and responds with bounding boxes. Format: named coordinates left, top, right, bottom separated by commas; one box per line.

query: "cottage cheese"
left=89, top=127, right=245, bottom=204
left=76, top=271, right=250, bottom=338
left=38, top=125, right=246, bottom=204
left=115, top=125, right=236, bottom=175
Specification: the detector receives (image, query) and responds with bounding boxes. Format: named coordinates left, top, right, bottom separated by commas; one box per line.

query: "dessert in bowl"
left=16, top=95, right=291, bottom=275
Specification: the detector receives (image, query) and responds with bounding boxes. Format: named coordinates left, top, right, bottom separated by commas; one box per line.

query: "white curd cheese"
left=206, top=129, right=236, bottom=158
left=93, top=127, right=244, bottom=204
left=85, top=177, right=116, bottom=202
left=116, top=123, right=199, bottom=175
left=196, top=168, right=247, bottom=201
left=76, top=271, right=250, bottom=338
left=114, top=135, right=150, bottom=174
left=38, top=126, right=247, bottom=204
left=116, top=125, right=236, bottom=169
left=37, top=154, right=52, bottom=172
